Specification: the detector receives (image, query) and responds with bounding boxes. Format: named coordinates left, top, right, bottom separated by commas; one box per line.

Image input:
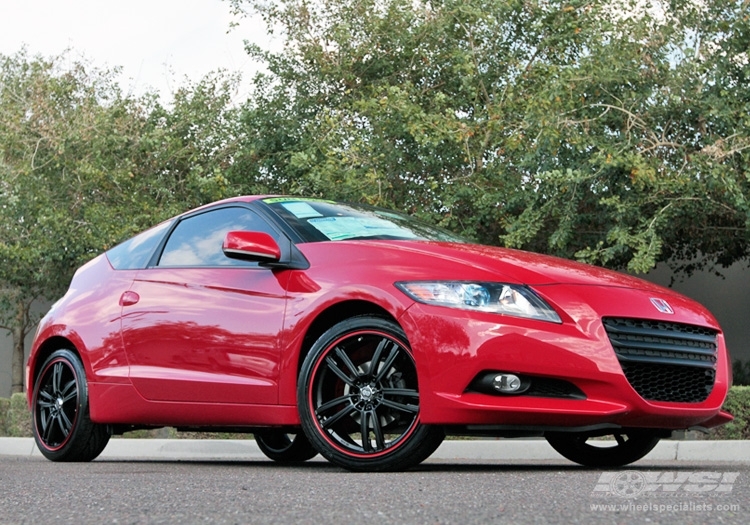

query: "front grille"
left=603, top=318, right=718, bottom=403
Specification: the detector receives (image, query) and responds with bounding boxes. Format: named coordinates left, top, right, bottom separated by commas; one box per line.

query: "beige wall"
left=0, top=318, right=38, bottom=397
left=2, top=262, right=748, bottom=397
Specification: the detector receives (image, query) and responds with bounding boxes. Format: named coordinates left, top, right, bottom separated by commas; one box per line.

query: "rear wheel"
left=298, top=316, right=444, bottom=471
left=32, top=349, right=110, bottom=461
left=545, top=430, right=661, bottom=467
left=254, top=429, right=318, bottom=463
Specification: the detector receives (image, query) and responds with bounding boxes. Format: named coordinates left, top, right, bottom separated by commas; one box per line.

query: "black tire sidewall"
left=254, top=430, right=318, bottom=462
left=297, top=316, right=443, bottom=471
left=31, top=349, right=108, bottom=462
left=545, top=432, right=661, bottom=467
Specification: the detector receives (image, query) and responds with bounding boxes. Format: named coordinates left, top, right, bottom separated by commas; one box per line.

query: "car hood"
left=353, top=240, right=673, bottom=293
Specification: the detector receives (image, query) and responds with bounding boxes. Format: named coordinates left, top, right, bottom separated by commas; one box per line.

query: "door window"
left=158, top=207, right=274, bottom=267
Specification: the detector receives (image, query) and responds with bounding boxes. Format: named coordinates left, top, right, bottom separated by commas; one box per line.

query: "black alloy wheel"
left=32, top=349, right=110, bottom=461
left=254, top=429, right=319, bottom=463
left=298, top=316, right=444, bottom=471
left=545, top=430, right=661, bottom=467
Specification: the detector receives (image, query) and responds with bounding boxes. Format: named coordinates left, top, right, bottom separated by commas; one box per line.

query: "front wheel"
left=545, top=430, right=661, bottom=467
left=298, top=316, right=444, bottom=471
left=254, top=429, right=318, bottom=463
left=32, top=349, right=110, bottom=461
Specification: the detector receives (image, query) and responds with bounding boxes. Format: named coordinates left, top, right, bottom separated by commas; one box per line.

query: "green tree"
left=230, top=0, right=749, bottom=273
left=0, top=51, right=242, bottom=393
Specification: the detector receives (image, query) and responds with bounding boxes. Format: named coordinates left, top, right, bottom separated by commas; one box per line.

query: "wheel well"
left=297, top=300, right=397, bottom=373
left=30, top=337, right=80, bottom=389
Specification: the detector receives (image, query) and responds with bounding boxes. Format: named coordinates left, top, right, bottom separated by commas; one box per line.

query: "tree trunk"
left=11, top=300, right=29, bottom=394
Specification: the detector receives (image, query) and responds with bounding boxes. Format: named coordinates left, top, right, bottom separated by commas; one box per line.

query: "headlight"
left=395, top=281, right=562, bottom=323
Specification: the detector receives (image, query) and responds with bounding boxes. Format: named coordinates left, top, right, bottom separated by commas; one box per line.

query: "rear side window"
left=106, top=220, right=173, bottom=270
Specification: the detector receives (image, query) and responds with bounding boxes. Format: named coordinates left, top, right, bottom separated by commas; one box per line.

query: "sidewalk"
left=2, top=437, right=749, bottom=462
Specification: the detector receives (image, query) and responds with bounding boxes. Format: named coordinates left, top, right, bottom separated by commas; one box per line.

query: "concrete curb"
left=2, top=437, right=749, bottom=462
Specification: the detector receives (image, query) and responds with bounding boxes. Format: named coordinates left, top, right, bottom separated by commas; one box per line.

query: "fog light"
left=493, top=373, right=522, bottom=393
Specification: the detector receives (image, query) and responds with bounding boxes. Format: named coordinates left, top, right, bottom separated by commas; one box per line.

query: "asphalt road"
left=0, top=455, right=747, bottom=525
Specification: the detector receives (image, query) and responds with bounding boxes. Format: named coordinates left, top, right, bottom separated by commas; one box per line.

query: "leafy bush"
left=709, top=386, right=750, bottom=440
left=0, top=393, right=31, bottom=437
left=0, top=397, right=9, bottom=436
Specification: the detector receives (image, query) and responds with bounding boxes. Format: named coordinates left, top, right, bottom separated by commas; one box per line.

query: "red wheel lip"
left=32, top=356, right=80, bottom=453
left=307, top=328, right=421, bottom=459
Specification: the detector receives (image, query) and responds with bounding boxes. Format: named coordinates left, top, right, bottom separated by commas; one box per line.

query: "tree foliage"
left=2, top=0, right=749, bottom=391
left=0, top=50, right=241, bottom=392
left=231, top=0, right=749, bottom=274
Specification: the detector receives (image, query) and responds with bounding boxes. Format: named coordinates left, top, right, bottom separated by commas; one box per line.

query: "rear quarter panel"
left=28, top=254, right=134, bottom=405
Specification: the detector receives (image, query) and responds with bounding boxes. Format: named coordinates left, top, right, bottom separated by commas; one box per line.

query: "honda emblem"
left=650, top=298, right=674, bottom=314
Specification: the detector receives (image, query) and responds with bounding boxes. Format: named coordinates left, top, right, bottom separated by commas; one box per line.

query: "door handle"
left=119, top=291, right=140, bottom=306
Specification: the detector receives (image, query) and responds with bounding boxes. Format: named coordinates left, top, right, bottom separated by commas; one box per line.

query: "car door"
left=120, top=205, right=289, bottom=404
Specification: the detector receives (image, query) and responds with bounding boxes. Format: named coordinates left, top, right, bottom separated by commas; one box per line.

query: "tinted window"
left=106, top=220, right=174, bottom=270
left=262, top=198, right=464, bottom=243
left=158, top=207, right=274, bottom=267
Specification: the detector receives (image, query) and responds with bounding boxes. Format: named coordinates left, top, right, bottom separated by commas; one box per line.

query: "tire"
left=254, top=429, right=318, bottom=463
left=545, top=430, right=661, bottom=467
left=297, top=316, right=444, bottom=472
left=31, top=349, right=110, bottom=461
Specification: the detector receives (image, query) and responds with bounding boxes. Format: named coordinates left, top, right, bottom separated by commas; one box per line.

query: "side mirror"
left=223, top=231, right=281, bottom=262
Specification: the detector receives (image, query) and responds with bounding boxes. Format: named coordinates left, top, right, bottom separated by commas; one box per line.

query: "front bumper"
left=398, top=283, right=732, bottom=431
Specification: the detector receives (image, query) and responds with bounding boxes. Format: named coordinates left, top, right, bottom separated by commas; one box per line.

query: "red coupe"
left=27, top=196, right=732, bottom=471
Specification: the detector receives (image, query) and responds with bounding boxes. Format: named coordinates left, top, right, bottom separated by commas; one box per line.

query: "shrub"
left=709, top=386, right=750, bottom=440
left=0, top=393, right=32, bottom=437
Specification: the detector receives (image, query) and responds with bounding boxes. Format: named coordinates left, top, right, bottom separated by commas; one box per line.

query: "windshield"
left=262, top=197, right=464, bottom=243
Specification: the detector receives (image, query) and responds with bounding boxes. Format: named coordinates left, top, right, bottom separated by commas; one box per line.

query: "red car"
left=27, top=196, right=732, bottom=471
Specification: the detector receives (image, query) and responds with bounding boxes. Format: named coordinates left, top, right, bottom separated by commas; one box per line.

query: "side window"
left=158, top=207, right=275, bottom=267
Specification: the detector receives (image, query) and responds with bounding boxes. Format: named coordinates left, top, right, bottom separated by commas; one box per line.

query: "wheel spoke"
left=360, top=412, right=372, bottom=452
left=319, top=403, right=356, bottom=430
left=368, top=338, right=389, bottom=378
left=42, top=414, right=55, bottom=443
left=58, top=411, right=72, bottom=437
left=334, top=346, right=361, bottom=380
left=370, top=410, right=385, bottom=450
left=61, top=379, right=77, bottom=403
left=37, top=398, right=55, bottom=410
left=373, top=345, right=400, bottom=383
left=39, top=409, right=50, bottom=432
left=325, top=356, right=357, bottom=387
left=38, top=389, right=55, bottom=403
left=316, top=394, right=355, bottom=415
left=614, top=433, right=626, bottom=446
left=52, top=362, right=63, bottom=393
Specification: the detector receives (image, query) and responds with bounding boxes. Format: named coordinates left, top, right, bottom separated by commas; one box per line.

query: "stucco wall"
left=0, top=300, right=49, bottom=397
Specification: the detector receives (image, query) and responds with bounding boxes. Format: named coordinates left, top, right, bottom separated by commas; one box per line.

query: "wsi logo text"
left=592, top=471, right=740, bottom=498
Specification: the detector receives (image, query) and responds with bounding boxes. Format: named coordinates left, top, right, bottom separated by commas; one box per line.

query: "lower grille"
left=603, top=317, right=718, bottom=403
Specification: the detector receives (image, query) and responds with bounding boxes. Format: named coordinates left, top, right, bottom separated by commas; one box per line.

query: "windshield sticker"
left=281, top=202, right=323, bottom=219
left=263, top=197, right=334, bottom=204
left=308, top=217, right=419, bottom=241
